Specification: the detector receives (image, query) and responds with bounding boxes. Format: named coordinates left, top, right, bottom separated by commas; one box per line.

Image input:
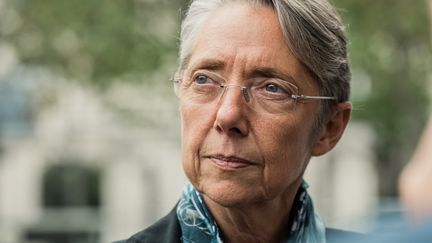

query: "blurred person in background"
left=116, top=0, right=360, bottom=242
left=399, top=116, right=432, bottom=222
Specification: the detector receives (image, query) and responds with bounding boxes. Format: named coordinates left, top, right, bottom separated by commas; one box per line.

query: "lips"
left=208, top=154, right=255, bottom=169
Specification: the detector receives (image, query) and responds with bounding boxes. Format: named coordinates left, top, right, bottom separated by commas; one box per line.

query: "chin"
left=199, top=180, right=268, bottom=207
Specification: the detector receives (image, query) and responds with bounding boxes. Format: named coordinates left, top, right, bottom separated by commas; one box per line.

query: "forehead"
left=187, top=2, right=314, bottom=88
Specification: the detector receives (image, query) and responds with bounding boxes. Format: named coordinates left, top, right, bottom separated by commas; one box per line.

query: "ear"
left=311, top=102, right=352, bottom=156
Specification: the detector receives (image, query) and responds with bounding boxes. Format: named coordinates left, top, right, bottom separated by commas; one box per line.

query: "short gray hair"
left=177, top=0, right=350, bottom=115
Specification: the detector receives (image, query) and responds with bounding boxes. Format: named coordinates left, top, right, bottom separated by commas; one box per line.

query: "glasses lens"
left=175, top=75, right=299, bottom=114
left=248, top=78, right=298, bottom=114
left=178, top=79, right=223, bottom=105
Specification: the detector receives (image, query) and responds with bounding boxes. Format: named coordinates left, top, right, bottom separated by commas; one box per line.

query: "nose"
left=213, top=86, right=249, bottom=137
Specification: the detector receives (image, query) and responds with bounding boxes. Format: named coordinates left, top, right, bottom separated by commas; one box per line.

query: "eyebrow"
left=190, top=59, right=225, bottom=72
left=250, top=67, right=298, bottom=84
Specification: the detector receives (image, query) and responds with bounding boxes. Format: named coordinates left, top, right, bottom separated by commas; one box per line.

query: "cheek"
left=180, top=104, right=214, bottom=150
left=256, top=116, right=313, bottom=191
left=180, top=103, right=215, bottom=182
left=258, top=115, right=312, bottom=157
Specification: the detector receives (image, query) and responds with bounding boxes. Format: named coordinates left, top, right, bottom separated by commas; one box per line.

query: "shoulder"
left=326, top=227, right=367, bottom=243
left=114, top=207, right=181, bottom=243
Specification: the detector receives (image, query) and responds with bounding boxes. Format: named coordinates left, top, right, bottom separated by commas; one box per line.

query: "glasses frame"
left=171, top=78, right=337, bottom=103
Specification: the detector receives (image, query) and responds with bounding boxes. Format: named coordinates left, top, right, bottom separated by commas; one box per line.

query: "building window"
left=24, top=163, right=101, bottom=243
left=43, top=164, right=100, bottom=207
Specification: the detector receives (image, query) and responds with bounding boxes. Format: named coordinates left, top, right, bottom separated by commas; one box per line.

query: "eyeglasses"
left=172, top=71, right=336, bottom=114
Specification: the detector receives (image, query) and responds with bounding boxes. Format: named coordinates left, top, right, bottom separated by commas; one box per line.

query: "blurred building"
left=0, top=66, right=185, bottom=243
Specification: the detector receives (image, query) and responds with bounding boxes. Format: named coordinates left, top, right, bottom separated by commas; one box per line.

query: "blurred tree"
left=332, top=0, right=432, bottom=197
left=0, top=0, right=186, bottom=88
left=430, top=0, right=432, bottom=41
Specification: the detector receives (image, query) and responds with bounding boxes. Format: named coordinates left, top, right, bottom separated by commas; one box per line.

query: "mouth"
left=207, top=154, right=256, bottom=169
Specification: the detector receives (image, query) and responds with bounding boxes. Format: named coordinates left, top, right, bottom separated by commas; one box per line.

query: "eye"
left=253, top=78, right=297, bottom=101
left=265, top=83, right=281, bottom=93
left=194, top=75, right=211, bottom=84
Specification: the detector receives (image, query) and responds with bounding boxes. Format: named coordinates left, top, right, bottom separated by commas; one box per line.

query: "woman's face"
left=179, top=3, right=322, bottom=207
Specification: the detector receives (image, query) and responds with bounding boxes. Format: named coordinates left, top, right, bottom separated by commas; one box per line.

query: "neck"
left=203, top=181, right=302, bottom=243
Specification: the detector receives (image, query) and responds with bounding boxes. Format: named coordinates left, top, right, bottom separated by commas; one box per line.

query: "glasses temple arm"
left=291, top=94, right=337, bottom=101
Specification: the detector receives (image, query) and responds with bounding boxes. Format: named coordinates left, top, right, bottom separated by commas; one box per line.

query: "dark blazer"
left=115, top=207, right=365, bottom=243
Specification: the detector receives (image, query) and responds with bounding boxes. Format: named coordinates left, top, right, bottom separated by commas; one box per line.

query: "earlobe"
left=311, top=102, right=352, bottom=156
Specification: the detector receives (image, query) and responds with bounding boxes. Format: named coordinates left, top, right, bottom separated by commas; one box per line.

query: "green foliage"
left=4, top=0, right=184, bottom=87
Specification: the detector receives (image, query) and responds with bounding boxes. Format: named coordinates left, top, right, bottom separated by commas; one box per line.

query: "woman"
left=118, top=0, right=357, bottom=242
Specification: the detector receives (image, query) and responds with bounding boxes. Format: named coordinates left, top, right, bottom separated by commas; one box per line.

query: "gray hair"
left=177, top=0, right=350, bottom=116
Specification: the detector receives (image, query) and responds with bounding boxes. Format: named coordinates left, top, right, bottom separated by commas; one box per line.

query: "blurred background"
left=0, top=0, right=431, bottom=242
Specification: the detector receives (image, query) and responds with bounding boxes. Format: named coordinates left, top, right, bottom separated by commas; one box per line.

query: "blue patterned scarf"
left=176, top=181, right=326, bottom=243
